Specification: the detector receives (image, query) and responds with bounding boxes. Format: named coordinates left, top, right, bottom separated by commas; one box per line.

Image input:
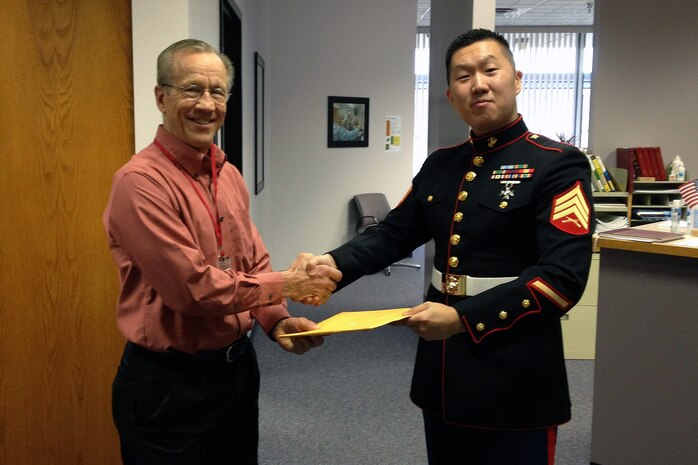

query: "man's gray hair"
left=157, top=38, right=235, bottom=90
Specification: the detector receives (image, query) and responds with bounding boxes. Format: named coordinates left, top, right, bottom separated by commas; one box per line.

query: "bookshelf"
left=629, top=181, right=685, bottom=225
left=592, top=191, right=630, bottom=233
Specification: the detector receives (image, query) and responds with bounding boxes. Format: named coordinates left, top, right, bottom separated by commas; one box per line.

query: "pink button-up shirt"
left=103, top=126, right=288, bottom=352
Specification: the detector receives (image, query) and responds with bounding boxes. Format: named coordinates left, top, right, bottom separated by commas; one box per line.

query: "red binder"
left=651, top=147, right=666, bottom=181
left=635, top=147, right=653, bottom=178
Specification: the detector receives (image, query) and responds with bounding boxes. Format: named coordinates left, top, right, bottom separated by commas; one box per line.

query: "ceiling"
left=417, top=0, right=594, bottom=27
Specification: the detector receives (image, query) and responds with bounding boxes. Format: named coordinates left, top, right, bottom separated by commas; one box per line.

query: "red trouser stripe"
left=547, top=426, right=558, bottom=465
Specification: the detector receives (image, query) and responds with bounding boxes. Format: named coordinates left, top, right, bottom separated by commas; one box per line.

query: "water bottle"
left=670, top=199, right=682, bottom=233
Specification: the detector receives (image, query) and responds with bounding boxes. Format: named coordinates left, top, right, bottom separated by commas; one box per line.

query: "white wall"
left=589, top=0, right=698, bottom=174
left=265, top=0, right=417, bottom=267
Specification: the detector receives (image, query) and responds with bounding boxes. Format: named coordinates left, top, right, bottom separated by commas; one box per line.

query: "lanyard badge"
left=154, top=140, right=230, bottom=270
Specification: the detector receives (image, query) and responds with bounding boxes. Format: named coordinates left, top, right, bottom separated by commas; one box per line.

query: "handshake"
left=281, top=253, right=341, bottom=306
left=277, top=253, right=466, bottom=348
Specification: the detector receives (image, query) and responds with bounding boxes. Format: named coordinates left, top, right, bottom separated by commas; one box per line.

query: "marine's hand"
left=281, top=253, right=342, bottom=306
left=399, top=302, right=465, bottom=341
left=272, top=317, right=324, bottom=354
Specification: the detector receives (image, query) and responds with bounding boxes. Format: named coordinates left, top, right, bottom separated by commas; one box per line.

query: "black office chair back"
left=351, top=193, right=422, bottom=275
left=353, top=193, right=392, bottom=234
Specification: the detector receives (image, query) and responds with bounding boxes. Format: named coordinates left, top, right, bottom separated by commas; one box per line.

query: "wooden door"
left=0, top=1, right=132, bottom=463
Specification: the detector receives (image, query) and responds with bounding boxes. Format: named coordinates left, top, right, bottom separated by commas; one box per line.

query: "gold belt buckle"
left=443, top=274, right=467, bottom=296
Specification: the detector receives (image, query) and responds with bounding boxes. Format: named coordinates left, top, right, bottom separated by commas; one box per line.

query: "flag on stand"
left=679, top=179, right=698, bottom=208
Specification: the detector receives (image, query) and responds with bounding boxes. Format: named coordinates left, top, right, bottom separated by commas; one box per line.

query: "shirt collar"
left=154, top=125, right=227, bottom=176
left=470, top=115, right=528, bottom=154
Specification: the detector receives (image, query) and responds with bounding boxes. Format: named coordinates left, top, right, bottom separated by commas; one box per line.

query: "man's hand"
left=271, top=317, right=324, bottom=354
left=281, top=253, right=342, bottom=306
left=396, top=302, right=465, bottom=341
left=299, top=254, right=340, bottom=305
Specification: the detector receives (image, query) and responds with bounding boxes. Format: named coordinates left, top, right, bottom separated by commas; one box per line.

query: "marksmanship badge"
left=500, top=181, right=520, bottom=199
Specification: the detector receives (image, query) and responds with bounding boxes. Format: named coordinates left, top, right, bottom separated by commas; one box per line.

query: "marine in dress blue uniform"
left=330, top=114, right=593, bottom=426
left=322, top=29, right=594, bottom=464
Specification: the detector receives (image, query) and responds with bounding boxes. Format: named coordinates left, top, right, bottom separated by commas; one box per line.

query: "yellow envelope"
left=277, top=308, right=410, bottom=337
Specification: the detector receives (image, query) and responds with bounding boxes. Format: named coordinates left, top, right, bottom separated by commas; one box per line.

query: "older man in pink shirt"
left=103, top=39, right=338, bottom=465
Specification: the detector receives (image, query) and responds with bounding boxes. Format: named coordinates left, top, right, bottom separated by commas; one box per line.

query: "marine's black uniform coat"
left=330, top=117, right=594, bottom=429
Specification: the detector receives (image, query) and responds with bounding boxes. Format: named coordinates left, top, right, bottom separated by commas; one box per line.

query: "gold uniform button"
left=450, top=234, right=461, bottom=246
left=465, top=171, right=476, bottom=182
left=448, top=256, right=459, bottom=267
left=499, top=201, right=508, bottom=209
left=476, top=323, right=485, bottom=332
left=499, top=311, right=508, bottom=320
left=427, top=195, right=434, bottom=202
left=458, top=191, right=468, bottom=201
left=473, top=156, right=484, bottom=167
left=454, top=212, right=464, bottom=222
left=521, top=299, right=531, bottom=309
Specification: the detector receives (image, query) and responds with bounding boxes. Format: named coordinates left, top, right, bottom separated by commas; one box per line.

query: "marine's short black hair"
left=445, top=29, right=515, bottom=84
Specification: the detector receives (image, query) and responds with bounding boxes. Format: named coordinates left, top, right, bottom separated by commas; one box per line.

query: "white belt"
left=431, top=269, right=517, bottom=297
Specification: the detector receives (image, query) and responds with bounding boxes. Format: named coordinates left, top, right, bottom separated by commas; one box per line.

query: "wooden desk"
left=596, top=221, right=698, bottom=258
left=590, top=222, right=698, bottom=465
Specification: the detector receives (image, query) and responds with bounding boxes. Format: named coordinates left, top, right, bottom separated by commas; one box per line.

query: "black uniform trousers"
left=112, top=336, right=259, bottom=465
left=423, top=412, right=557, bottom=465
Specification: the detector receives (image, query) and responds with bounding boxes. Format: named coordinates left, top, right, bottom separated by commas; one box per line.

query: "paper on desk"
left=277, top=308, right=410, bottom=338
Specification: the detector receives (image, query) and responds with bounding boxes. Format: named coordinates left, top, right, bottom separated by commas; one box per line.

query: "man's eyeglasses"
left=160, top=84, right=230, bottom=104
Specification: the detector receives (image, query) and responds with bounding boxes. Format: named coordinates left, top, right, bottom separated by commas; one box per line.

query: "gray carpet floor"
left=253, top=247, right=593, bottom=464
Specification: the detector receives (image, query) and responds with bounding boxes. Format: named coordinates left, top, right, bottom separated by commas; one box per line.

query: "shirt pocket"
left=221, top=208, right=254, bottom=263
left=413, top=180, right=454, bottom=238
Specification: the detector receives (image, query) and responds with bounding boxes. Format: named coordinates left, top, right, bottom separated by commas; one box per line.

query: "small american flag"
left=679, top=179, right=698, bottom=208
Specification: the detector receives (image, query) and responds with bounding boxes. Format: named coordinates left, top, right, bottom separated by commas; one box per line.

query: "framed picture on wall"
left=327, top=96, right=369, bottom=148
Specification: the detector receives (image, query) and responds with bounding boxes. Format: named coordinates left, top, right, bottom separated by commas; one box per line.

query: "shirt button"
left=427, top=195, right=434, bottom=202
left=465, top=171, right=476, bottom=182
left=450, top=234, right=461, bottom=246
left=448, top=256, right=459, bottom=267
left=499, top=311, right=508, bottom=320
left=476, top=323, right=485, bottom=332
left=458, top=191, right=468, bottom=201
left=454, top=212, right=464, bottom=222
left=499, top=201, right=508, bottom=209
left=473, top=156, right=484, bottom=167
left=521, top=299, right=531, bottom=309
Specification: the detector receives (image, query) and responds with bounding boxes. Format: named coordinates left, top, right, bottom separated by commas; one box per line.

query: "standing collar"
left=154, top=125, right=226, bottom=176
left=470, top=116, right=528, bottom=154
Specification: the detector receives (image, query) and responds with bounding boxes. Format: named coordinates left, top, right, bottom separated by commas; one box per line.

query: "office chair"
left=352, top=193, right=422, bottom=276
